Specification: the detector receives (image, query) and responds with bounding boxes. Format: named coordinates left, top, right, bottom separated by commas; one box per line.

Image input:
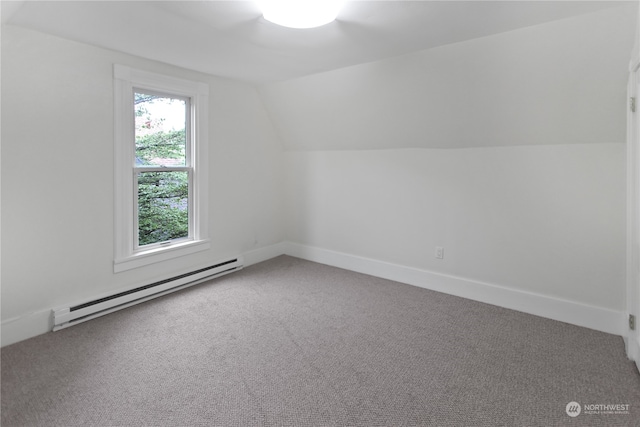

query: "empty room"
left=2, top=0, right=640, bottom=425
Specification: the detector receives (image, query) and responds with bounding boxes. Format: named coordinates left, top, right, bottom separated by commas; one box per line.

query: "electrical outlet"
left=435, top=246, right=444, bottom=259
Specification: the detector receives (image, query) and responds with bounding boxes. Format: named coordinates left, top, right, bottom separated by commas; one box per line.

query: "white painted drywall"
left=271, top=7, right=633, bottom=314
left=284, top=145, right=626, bottom=311
left=1, top=26, right=285, bottom=345
left=260, top=5, right=637, bottom=151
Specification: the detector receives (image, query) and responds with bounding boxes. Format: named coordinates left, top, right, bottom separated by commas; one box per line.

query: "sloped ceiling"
left=259, top=4, right=638, bottom=150
left=3, top=1, right=637, bottom=150
left=1, top=0, right=631, bottom=84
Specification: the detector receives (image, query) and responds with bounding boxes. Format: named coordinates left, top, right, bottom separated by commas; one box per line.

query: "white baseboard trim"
left=284, top=242, right=626, bottom=336
left=1, top=245, right=285, bottom=348
left=2, top=242, right=626, bottom=347
left=1, top=309, right=52, bottom=348
left=243, top=242, right=287, bottom=267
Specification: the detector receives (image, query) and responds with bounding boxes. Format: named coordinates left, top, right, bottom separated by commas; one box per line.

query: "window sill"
left=114, top=239, right=211, bottom=273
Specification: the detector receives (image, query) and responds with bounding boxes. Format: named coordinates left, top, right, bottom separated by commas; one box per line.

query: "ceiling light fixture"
left=257, top=0, right=345, bottom=29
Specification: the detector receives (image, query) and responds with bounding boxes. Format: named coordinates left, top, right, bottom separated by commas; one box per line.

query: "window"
left=114, top=65, right=209, bottom=272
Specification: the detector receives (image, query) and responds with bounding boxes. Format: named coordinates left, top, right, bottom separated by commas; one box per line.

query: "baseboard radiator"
left=52, top=256, right=243, bottom=331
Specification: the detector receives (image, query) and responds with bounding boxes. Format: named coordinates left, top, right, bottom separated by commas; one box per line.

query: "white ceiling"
left=2, top=0, right=631, bottom=84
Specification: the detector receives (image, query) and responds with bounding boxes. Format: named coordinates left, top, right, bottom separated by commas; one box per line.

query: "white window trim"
left=113, top=64, right=209, bottom=273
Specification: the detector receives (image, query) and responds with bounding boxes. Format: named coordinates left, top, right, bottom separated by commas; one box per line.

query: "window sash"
left=133, top=168, right=194, bottom=252
left=133, top=88, right=192, bottom=169
left=132, top=89, right=193, bottom=250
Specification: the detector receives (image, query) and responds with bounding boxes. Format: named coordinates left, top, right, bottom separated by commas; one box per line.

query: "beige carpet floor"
left=2, top=255, right=639, bottom=426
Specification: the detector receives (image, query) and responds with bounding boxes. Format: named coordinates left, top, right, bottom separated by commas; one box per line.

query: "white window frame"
left=113, top=64, right=209, bottom=273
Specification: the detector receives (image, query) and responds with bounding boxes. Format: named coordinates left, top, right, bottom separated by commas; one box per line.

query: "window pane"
left=137, top=171, right=189, bottom=246
left=134, top=92, right=187, bottom=167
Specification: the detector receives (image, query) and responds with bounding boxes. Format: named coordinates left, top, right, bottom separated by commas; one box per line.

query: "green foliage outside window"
left=135, top=93, right=189, bottom=246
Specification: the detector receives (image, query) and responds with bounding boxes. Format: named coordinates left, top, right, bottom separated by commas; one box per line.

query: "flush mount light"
left=257, top=0, right=345, bottom=29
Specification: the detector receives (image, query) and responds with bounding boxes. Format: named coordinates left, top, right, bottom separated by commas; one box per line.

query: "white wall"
left=263, top=6, right=634, bottom=331
left=284, top=145, right=626, bottom=312
left=1, top=26, right=285, bottom=345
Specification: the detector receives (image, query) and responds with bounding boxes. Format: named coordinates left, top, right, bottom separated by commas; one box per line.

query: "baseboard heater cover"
left=52, top=256, right=243, bottom=331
